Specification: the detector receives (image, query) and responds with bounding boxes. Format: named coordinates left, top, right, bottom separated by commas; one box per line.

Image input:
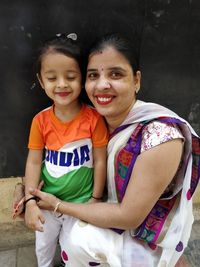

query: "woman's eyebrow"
left=87, top=67, right=126, bottom=72
left=108, top=67, right=125, bottom=71
left=87, top=68, right=97, bottom=72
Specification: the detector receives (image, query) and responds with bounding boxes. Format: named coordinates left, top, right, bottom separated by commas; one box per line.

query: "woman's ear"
left=135, top=71, right=141, bottom=87
left=36, top=73, right=44, bottom=89
left=134, top=71, right=141, bottom=94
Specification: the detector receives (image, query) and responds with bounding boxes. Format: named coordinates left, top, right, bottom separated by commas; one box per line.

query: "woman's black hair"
left=88, top=33, right=140, bottom=75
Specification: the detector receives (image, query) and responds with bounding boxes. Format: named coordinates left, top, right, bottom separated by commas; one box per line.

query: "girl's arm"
left=91, top=146, right=107, bottom=201
left=32, top=139, right=183, bottom=230
left=24, top=149, right=45, bottom=231
left=25, top=149, right=43, bottom=199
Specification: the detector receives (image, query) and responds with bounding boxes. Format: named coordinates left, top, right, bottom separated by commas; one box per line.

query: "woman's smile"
left=95, top=94, right=114, bottom=105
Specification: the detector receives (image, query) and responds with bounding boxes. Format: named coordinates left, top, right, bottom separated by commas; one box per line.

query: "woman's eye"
left=87, top=72, right=98, bottom=80
left=110, top=72, right=122, bottom=79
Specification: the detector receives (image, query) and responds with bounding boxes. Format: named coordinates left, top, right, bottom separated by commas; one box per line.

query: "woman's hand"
left=29, top=188, right=59, bottom=211
left=87, top=197, right=102, bottom=204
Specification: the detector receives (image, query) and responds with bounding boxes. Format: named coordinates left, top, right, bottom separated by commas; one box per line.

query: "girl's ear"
left=37, top=73, right=45, bottom=89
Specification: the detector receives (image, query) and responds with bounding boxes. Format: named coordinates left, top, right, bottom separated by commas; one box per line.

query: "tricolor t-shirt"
left=28, top=104, right=108, bottom=203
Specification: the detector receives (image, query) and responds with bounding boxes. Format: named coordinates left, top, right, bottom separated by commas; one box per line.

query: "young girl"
left=19, top=33, right=108, bottom=267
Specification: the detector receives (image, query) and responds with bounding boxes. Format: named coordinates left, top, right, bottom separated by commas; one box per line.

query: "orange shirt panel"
left=28, top=105, right=108, bottom=151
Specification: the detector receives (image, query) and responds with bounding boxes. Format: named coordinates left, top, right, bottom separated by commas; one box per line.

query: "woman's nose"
left=95, top=76, right=111, bottom=90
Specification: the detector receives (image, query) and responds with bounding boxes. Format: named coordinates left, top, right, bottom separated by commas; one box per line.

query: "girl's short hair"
left=36, top=33, right=82, bottom=76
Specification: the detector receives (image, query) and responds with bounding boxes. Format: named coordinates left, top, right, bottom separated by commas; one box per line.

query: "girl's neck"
left=54, top=101, right=82, bottom=122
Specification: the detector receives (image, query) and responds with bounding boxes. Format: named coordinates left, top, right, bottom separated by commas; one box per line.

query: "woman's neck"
left=106, top=102, right=135, bottom=133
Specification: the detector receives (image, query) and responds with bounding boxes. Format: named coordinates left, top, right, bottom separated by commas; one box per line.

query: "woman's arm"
left=32, top=139, right=183, bottom=230
left=91, top=146, right=107, bottom=200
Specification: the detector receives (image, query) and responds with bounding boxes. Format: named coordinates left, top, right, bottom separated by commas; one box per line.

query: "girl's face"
left=85, top=46, right=141, bottom=125
left=38, top=52, right=82, bottom=109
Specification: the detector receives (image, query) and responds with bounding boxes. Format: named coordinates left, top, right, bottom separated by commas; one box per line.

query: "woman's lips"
left=95, top=95, right=114, bottom=105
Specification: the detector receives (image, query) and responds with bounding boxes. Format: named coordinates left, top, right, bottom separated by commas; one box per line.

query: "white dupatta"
left=107, top=100, right=199, bottom=267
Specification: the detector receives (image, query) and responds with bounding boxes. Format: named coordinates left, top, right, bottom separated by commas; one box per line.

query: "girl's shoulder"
left=35, top=105, right=52, bottom=116
left=32, top=106, right=52, bottom=125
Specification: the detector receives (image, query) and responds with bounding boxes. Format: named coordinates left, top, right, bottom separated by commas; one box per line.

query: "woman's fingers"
left=29, top=188, right=59, bottom=210
left=29, top=188, right=44, bottom=199
left=37, top=200, right=51, bottom=210
left=38, top=180, right=44, bottom=190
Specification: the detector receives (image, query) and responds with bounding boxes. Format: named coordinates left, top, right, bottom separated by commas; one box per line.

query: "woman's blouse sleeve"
left=141, top=121, right=184, bottom=153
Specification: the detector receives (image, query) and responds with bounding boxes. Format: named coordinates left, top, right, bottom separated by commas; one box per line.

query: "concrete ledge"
left=0, top=177, right=23, bottom=223
left=0, top=177, right=200, bottom=224
left=0, top=177, right=199, bottom=267
left=0, top=178, right=62, bottom=267
left=0, top=221, right=61, bottom=267
left=0, top=221, right=34, bottom=251
left=0, top=221, right=37, bottom=267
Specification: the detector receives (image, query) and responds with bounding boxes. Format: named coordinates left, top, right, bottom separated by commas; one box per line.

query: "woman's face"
left=85, top=46, right=141, bottom=125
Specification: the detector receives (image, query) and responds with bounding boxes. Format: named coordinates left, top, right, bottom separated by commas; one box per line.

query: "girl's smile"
left=37, top=52, right=82, bottom=122
left=38, top=52, right=82, bottom=111
left=55, top=92, right=71, bottom=97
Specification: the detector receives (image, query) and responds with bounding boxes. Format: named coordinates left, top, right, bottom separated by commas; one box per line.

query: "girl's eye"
left=47, top=77, right=56, bottom=81
left=67, top=76, right=76, bottom=81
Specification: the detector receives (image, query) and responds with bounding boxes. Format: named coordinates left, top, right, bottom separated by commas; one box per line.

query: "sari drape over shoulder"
left=107, top=100, right=200, bottom=266
left=64, top=100, right=199, bottom=267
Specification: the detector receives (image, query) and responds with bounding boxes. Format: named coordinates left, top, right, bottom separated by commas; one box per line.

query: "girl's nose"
left=57, top=78, right=67, bottom=88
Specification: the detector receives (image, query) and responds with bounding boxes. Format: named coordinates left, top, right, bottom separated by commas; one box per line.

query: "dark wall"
left=0, top=0, right=199, bottom=177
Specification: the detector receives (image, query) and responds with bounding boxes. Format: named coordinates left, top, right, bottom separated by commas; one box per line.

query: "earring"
left=135, top=87, right=140, bottom=94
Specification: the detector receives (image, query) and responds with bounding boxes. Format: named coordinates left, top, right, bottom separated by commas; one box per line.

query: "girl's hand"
left=12, top=181, right=44, bottom=219
left=29, top=188, right=59, bottom=211
left=25, top=201, right=45, bottom=232
left=12, top=196, right=25, bottom=219
left=13, top=183, right=25, bottom=219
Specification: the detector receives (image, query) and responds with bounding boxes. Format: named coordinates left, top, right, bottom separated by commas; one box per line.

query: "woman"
left=16, top=33, right=200, bottom=267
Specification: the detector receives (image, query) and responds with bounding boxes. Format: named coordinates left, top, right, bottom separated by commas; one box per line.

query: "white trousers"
left=61, top=220, right=160, bottom=267
left=35, top=210, right=76, bottom=267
